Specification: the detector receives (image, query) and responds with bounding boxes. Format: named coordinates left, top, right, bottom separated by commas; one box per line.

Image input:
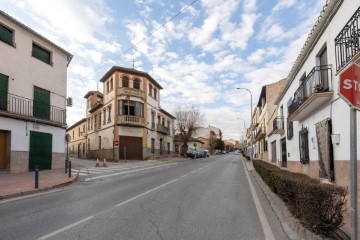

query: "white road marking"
left=38, top=216, right=94, bottom=240
left=241, top=159, right=275, bottom=240
left=84, top=163, right=176, bottom=181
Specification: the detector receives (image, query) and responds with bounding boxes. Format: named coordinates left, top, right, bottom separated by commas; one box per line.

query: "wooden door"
left=0, top=131, right=9, bottom=169
left=119, top=136, right=143, bottom=160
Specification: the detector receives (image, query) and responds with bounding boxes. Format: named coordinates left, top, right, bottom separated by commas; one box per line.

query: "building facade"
left=268, top=0, right=360, bottom=234
left=0, top=10, right=72, bottom=172
left=67, top=66, right=175, bottom=161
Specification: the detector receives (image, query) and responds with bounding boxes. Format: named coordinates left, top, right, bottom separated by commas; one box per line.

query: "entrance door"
left=78, top=144, right=81, bottom=158
left=160, top=139, right=163, bottom=155
left=281, top=138, right=287, bottom=167
left=0, top=130, right=9, bottom=169
left=119, top=136, right=143, bottom=160
left=29, top=131, right=52, bottom=170
left=271, top=141, right=276, bottom=163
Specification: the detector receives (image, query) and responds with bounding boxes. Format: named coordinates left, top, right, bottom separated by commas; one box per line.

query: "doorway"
left=281, top=138, right=287, bottom=167
left=0, top=130, right=10, bottom=169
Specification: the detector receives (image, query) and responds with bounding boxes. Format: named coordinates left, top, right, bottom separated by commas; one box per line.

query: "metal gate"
left=29, top=131, right=52, bottom=170
left=119, top=136, right=143, bottom=160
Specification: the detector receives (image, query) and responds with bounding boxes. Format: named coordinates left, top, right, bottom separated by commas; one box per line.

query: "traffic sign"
left=339, top=63, right=360, bottom=110
left=114, top=140, right=119, bottom=147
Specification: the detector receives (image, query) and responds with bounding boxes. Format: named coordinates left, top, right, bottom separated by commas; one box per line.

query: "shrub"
left=253, top=160, right=347, bottom=237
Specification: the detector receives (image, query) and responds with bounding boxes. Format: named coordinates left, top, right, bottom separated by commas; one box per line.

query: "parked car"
left=203, top=150, right=210, bottom=157
left=186, top=150, right=196, bottom=159
left=196, top=150, right=206, bottom=158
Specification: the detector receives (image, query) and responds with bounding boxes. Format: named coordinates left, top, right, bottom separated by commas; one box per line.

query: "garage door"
left=119, top=136, right=142, bottom=160
left=29, top=131, right=52, bottom=170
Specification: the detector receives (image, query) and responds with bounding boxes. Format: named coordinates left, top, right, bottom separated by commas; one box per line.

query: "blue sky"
left=2, top=0, right=326, bottom=140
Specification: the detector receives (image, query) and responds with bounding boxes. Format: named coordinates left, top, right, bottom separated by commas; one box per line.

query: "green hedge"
left=253, top=160, right=347, bottom=237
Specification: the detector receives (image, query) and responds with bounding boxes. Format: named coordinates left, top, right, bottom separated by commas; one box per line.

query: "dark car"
left=186, top=150, right=196, bottom=159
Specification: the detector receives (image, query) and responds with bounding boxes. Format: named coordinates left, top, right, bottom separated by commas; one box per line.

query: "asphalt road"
left=0, top=154, right=289, bottom=240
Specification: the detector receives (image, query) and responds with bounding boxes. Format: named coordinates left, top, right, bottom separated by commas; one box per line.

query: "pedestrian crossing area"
left=72, top=162, right=177, bottom=181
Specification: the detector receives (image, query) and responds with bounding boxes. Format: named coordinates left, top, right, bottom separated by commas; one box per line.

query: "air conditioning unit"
left=66, top=97, right=73, bottom=107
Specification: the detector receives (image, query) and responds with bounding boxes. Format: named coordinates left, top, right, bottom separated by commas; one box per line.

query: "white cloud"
left=272, top=0, right=296, bottom=12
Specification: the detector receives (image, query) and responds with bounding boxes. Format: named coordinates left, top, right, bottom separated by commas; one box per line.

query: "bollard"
left=35, top=165, right=39, bottom=189
left=68, top=161, right=71, bottom=178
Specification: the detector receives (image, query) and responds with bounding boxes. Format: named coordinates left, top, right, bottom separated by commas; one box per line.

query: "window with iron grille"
left=287, top=121, right=293, bottom=140
left=299, top=126, right=309, bottom=164
left=32, top=43, right=51, bottom=65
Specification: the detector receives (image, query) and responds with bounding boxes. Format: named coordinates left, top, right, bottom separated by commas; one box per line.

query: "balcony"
left=272, top=116, right=285, bottom=135
left=117, top=115, right=145, bottom=127
left=0, top=92, right=66, bottom=126
left=254, top=125, right=266, bottom=142
left=118, top=87, right=144, bottom=99
left=89, top=101, right=103, bottom=113
left=288, top=65, right=333, bottom=121
left=156, top=124, right=170, bottom=135
left=335, top=6, right=360, bottom=72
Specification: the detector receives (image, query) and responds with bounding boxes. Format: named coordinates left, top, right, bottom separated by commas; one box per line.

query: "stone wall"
left=10, top=151, right=28, bottom=173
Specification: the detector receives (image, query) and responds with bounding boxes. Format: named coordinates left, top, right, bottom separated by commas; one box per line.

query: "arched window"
left=122, top=76, right=129, bottom=88
left=133, top=78, right=140, bottom=90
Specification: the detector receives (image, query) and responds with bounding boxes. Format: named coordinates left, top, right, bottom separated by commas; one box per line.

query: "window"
left=94, top=114, right=97, bottom=130
left=287, top=121, right=293, bottom=139
left=106, top=82, right=109, bottom=93
left=0, top=23, right=14, bottom=46
left=98, top=113, right=101, bottom=129
left=110, top=78, right=113, bottom=90
left=167, top=120, right=170, bottom=128
left=122, top=76, right=129, bottom=88
left=134, top=78, right=140, bottom=90
left=0, top=73, right=9, bottom=111
left=83, top=124, right=85, bottom=134
left=108, top=105, right=111, bottom=123
left=149, top=84, right=152, bottom=96
left=151, top=112, right=155, bottom=129
left=103, top=109, right=106, bottom=125
left=32, top=43, right=51, bottom=65
left=118, top=100, right=143, bottom=117
left=299, top=127, right=309, bottom=164
left=88, top=118, right=90, bottom=131
left=78, top=127, right=80, bottom=137
left=33, top=86, right=50, bottom=120
left=72, top=130, right=74, bottom=139
left=88, top=139, right=90, bottom=151
left=83, top=143, right=85, bottom=154
left=167, top=142, right=170, bottom=154
left=162, top=118, right=165, bottom=126
left=154, top=88, right=157, bottom=100
left=99, top=136, right=101, bottom=149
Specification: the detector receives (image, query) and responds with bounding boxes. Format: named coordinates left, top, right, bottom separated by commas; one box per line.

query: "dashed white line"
left=38, top=216, right=94, bottom=240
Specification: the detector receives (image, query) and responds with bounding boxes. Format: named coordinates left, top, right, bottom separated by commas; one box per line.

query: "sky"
left=2, top=0, right=327, bottom=140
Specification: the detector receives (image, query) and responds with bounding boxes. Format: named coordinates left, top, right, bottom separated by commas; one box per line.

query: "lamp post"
left=237, top=87, right=253, bottom=161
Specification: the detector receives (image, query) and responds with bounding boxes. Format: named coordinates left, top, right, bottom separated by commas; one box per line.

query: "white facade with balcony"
left=0, top=10, right=72, bottom=172
left=270, top=0, right=360, bottom=212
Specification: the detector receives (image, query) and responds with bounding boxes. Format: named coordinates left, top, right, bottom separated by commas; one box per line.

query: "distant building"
left=67, top=66, right=176, bottom=160
left=67, top=118, right=87, bottom=159
left=0, top=10, right=72, bottom=172
left=174, top=134, right=204, bottom=155
left=192, top=125, right=222, bottom=153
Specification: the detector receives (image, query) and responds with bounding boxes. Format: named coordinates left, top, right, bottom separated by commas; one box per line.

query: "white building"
left=0, top=10, right=72, bottom=172
left=268, top=2, right=360, bottom=233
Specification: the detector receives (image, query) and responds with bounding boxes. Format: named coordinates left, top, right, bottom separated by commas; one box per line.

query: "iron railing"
left=288, top=65, right=332, bottom=116
left=0, top=92, right=66, bottom=124
left=273, top=116, right=284, bottom=132
left=335, top=6, right=360, bottom=71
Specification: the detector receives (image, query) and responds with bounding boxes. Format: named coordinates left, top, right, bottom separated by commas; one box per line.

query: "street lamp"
left=236, top=87, right=253, bottom=161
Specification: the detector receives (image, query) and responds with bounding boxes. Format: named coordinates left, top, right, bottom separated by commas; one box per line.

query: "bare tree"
left=174, top=105, right=204, bottom=156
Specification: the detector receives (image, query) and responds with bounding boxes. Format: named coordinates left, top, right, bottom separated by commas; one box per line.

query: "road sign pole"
left=350, top=107, right=358, bottom=240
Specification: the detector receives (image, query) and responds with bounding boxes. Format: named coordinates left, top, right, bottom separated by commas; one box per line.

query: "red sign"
left=114, top=140, right=119, bottom=146
left=339, top=63, right=360, bottom=111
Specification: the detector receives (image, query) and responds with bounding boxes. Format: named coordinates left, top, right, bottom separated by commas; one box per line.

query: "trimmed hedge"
left=253, top=160, right=347, bottom=237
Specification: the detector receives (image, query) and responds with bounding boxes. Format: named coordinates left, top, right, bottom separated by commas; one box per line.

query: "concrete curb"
left=0, top=175, right=78, bottom=201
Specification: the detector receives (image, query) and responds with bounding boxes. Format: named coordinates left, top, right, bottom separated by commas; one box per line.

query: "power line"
left=84, top=0, right=200, bottom=80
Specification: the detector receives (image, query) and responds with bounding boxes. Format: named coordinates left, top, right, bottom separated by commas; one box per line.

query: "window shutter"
left=32, top=43, right=51, bottom=64
left=0, top=24, right=13, bottom=45
left=33, top=87, right=50, bottom=120
left=0, top=74, right=8, bottom=111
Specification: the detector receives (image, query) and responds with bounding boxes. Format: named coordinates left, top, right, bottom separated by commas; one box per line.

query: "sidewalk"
left=0, top=169, right=77, bottom=200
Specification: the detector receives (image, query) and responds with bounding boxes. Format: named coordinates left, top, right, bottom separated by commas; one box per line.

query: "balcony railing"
left=117, top=115, right=144, bottom=127
left=118, top=87, right=144, bottom=99
left=288, top=65, right=332, bottom=117
left=156, top=124, right=170, bottom=135
left=335, top=6, right=360, bottom=72
left=273, top=116, right=285, bottom=134
left=0, top=92, right=66, bottom=124
left=254, top=125, right=266, bottom=142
